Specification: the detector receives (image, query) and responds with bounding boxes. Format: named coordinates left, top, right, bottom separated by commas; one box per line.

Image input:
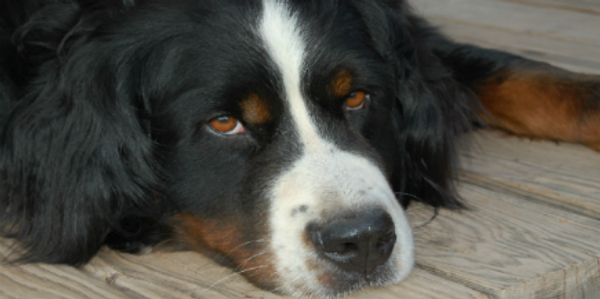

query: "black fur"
left=0, top=0, right=166, bottom=264
left=0, top=0, right=522, bottom=272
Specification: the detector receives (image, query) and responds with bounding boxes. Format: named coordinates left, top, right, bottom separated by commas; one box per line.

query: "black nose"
left=307, top=209, right=396, bottom=278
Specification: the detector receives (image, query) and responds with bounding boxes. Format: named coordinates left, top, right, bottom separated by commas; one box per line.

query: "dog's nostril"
left=341, top=243, right=358, bottom=253
left=307, top=210, right=396, bottom=277
left=378, top=231, right=396, bottom=247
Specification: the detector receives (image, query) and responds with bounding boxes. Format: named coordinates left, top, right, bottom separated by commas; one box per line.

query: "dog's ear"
left=0, top=2, right=161, bottom=265
left=353, top=1, right=472, bottom=209
left=394, top=14, right=475, bottom=210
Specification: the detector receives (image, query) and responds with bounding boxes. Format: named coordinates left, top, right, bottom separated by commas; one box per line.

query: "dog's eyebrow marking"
left=241, top=94, right=271, bottom=125
left=259, top=0, right=325, bottom=151
left=331, top=69, right=353, bottom=97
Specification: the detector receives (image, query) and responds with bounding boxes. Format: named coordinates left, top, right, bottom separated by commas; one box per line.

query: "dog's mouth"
left=173, top=212, right=411, bottom=298
left=288, top=210, right=403, bottom=297
left=250, top=146, right=415, bottom=297
left=172, top=180, right=414, bottom=298
left=259, top=210, right=412, bottom=298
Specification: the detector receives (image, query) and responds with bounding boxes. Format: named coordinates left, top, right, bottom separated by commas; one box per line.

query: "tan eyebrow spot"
left=331, top=69, right=353, bottom=97
left=240, top=94, right=272, bottom=125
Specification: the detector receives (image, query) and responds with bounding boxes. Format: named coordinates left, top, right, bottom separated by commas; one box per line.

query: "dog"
left=1, top=0, right=599, bottom=297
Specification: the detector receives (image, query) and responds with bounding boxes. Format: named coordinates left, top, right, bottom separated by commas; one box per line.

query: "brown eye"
left=209, top=116, right=245, bottom=135
left=345, top=91, right=367, bottom=111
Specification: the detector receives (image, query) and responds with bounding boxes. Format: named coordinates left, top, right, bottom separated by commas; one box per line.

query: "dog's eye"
left=345, top=91, right=368, bottom=111
left=209, top=116, right=245, bottom=135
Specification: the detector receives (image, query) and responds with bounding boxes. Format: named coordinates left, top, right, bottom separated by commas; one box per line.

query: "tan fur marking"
left=171, top=214, right=277, bottom=289
left=240, top=94, right=272, bottom=125
left=331, top=69, right=353, bottom=97
left=476, top=65, right=600, bottom=151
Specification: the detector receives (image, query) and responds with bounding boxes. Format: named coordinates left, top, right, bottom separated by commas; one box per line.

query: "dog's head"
left=1, top=0, right=468, bottom=297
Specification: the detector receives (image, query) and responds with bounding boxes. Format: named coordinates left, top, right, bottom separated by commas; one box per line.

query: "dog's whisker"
left=189, top=240, right=269, bottom=276
left=225, top=239, right=268, bottom=256
left=216, top=239, right=268, bottom=264
left=234, top=250, right=270, bottom=272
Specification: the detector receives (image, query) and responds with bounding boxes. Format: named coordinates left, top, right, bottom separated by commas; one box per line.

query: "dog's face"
left=2, top=0, right=463, bottom=297
left=142, top=1, right=413, bottom=296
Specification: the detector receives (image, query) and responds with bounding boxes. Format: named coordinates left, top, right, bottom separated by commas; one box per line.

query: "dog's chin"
left=281, top=269, right=409, bottom=298
left=259, top=254, right=414, bottom=298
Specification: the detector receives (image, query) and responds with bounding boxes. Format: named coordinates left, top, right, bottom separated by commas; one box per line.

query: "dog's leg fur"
left=0, top=30, right=15, bottom=120
left=430, top=39, right=600, bottom=151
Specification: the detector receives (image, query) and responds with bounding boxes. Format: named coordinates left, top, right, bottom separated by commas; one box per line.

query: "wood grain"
left=410, top=0, right=600, bottom=74
left=459, top=130, right=600, bottom=219
left=423, top=20, right=600, bottom=74
left=410, top=0, right=600, bottom=45
left=0, top=239, right=129, bottom=299
left=502, top=0, right=600, bottom=14
left=408, top=183, right=600, bottom=299
left=79, top=246, right=486, bottom=299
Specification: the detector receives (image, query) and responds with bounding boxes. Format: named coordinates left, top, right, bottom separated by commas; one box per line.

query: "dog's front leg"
left=431, top=39, right=600, bottom=151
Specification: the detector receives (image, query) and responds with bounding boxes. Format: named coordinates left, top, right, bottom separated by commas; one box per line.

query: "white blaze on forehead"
left=259, top=0, right=324, bottom=149
left=258, top=0, right=414, bottom=296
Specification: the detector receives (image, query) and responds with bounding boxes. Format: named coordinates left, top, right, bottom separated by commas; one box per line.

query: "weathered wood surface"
left=0, top=239, right=130, bottom=299
left=459, top=132, right=600, bottom=220
left=2, top=0, right=600, bottom=298
left=0, top=237, right=487, bottom=299
left=411, top=0, right=600, bottom=74
left=409, top=182, right=600, bottom=299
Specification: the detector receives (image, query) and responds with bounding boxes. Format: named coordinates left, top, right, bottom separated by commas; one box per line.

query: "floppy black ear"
left=0, top=1, right=161, bottom=265
left=392, top=13, right=475, bottom=210
left=354, top=1, right=473, bottom=209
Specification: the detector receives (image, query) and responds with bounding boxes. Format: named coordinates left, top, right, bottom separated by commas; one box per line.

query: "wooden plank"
left=410, top=0, right=600, bottom=45
left=502, top=0, right=600, bottom=14
left=0, top=239, right=130, bottom=299
left=83, top=249, right=280, bottom=299
left=356, top=269, right=490, bottom=299
left=408, top=184, right=600, bottom=298
left=410, top=0, right=600, bottom=73
left=424, top=19, right=600, bottom=74
left=458, top=130, right=600, bottom=219
left=80, top=245, right=487, bottom=299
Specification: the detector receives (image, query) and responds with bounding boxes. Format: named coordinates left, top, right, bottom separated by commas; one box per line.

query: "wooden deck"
left=2, top=0, right=600, bottom=298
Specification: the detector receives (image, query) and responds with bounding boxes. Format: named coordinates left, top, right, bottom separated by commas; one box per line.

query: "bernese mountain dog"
left=1, top=0, right=599, bottom=297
